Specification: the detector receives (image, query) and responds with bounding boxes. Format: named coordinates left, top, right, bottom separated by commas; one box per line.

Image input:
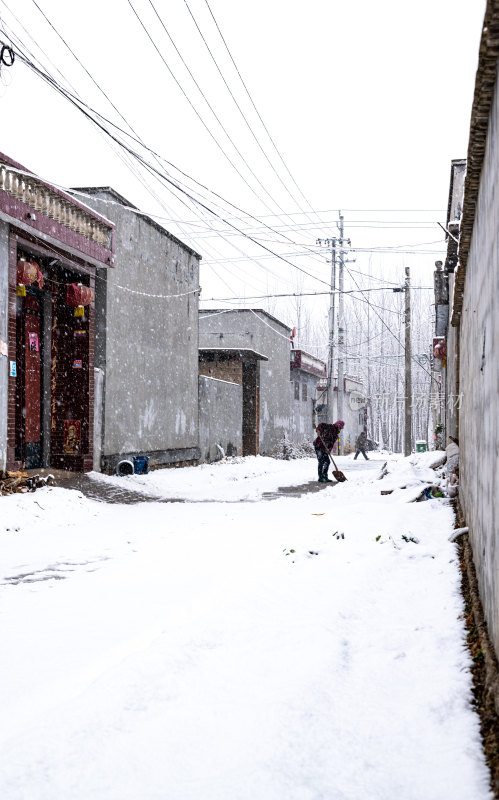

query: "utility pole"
left=316, top=236, right=337, bottom=424
left=337, top=213, right=345, bottom=441
left=366, top=300, right=370, bottom=436
left=317, top=213, right=352, bottom=449
left=404, top=266, right=412, bottom=456
left=327, top=238, right=337, bottom=424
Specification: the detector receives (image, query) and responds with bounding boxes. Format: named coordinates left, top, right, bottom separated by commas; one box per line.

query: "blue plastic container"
left=133, top=455, right=150, bottom=474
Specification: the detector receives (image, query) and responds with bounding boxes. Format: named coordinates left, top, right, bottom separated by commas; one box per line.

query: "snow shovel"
left=315, top=427, right=347, bottom=482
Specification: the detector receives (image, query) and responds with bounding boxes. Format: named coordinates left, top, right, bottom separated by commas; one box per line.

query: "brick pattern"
left=198, top=359, right=242, bottom=385
left=6, top=233, right=18, bottom=469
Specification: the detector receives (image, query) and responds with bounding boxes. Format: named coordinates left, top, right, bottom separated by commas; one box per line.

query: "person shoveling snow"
left=313, top=420, right=346, bottom=482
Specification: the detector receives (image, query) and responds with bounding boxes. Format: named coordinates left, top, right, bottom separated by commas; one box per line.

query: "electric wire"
left=178, top=0, right=310, bottom=221
left=202, top=0, right=316, bottom=215
left=1, top=13, right=442, bottom=333
left=2, top=3, right=324, bottom=260
left=126, top=0, right=283, bottom=216
left=344, top=264, right=434, bottom=379
left=3, top=6, right=439, bottom=283
left=4, top=43, right=333, bottom=288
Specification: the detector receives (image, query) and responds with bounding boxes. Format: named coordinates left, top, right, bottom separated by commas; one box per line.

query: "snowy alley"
left=0, top=453, right=493, bottom=800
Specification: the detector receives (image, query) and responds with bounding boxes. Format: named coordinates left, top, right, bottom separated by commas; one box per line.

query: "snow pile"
left=375, top=451, right=447, bottom=501
left=270, top=437, right=315, bottom=460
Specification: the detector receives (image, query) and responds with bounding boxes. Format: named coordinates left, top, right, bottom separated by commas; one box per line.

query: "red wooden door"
left=17, top=294, right=43, bottom=467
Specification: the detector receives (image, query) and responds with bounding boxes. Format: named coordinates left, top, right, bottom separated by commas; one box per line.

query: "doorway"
left=16, top=290, right=43, bottom=468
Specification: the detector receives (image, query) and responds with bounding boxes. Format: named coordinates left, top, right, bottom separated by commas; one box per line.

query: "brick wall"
left=7, top=233, right=18, bottom=468
left=198, top=359, right=242, bottom=384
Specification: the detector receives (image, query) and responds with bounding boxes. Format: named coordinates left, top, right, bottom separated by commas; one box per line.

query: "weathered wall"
left=446, top=272, right=460, bottom=439
left=289, top=371, right=318, bottom=444
left=338, top=390, right=365, bottom=454
left=199, top=310, right=291, bottom=454
left=199, top=359, right=242, bottom=384
left=458, top=63, right=499, bottom=655
left=80, top=191, right=200, bottom=469
left=198, top=375, right=242, bottom=462
left=0, top=219, right=8, bottom=470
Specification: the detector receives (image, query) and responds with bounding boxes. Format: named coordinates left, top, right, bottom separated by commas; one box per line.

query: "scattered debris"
left=215, top=443, right=225, bottom=460
left=377, top=462, right=388, bottom=480
left=429, top=453, right=447, bottom=470
left=414, top=485, right=444, bottom=502
left=445, top=438, right=460, bottom=498
left=0, top=470, right=55, bottom=496
left=401, top=535, right=420, bottom=544
left=449, top=526, right=469, bottom=543
left=333, top=531, right=345, bottom=540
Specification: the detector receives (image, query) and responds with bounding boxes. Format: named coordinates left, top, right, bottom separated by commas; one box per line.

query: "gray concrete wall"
left=198, top=375, right=242, bottom=462
left=93, top=367, right=104, bottom=471
left=199, top=310, right=291, bottom=454
left=446, top=273, right=460, bottom=440
left=79, top=191, right=200, bottom=468
left=289, top=371, right=318, bottom=444
left=318, top=385, right=365, bottom=453
left=339, top=400, right=365, bottom=454
left=0, top=220, right=8, bottom=471
left=458, top=64, right=499, bottom=656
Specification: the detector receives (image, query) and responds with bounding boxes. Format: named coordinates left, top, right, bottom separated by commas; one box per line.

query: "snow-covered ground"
left=0, top=453, right=492, bottom=800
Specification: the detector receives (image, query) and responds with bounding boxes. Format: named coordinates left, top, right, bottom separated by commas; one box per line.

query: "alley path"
left=39, top=457, right=381, bottom=503
left=0, top=455, right=492, bottom=800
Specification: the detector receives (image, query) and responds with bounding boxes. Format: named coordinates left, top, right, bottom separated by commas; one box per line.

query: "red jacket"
left=314, top=423, right=341, bottom=453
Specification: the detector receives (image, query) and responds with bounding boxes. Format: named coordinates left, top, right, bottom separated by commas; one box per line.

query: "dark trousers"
left=354, top=448, right=368, bottom=460
left=315, top=446, right=330, bottom=478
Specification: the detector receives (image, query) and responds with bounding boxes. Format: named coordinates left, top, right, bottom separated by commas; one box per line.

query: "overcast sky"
left=0, top=0, right=487, bottom=326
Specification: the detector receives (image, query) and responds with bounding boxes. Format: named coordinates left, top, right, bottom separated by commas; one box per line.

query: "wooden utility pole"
left=404, top=266, right=412, bottom=456
left=337, top=213, right=345, bottom=442
left=316, top=236, right=337, bottom=424
left=327, top=238, right=337, bottom=424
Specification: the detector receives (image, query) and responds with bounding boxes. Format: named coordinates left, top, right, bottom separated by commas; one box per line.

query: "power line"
left=173, top=0, right=308, bottom=220
left=344, top=264, right=434, bottom=380
left=6, top=11, right=328, bottom=265
left=202, top=0, right=316, bottom=216
left=1, top=47, right=331, bottom=289
left=202, top=286, right=433, bottom=302
left=1, top=16, right=443, bottom=314
left=125, top=0, right=280, bottom=216
left=2, top=10, right=445, bottom=287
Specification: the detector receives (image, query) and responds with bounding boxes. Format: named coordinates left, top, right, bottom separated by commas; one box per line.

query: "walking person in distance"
left=354, top=430, right=369, bottom=460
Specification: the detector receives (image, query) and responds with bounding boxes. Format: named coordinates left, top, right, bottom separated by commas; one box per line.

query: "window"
left=302, top=383, right=307, bottom=402
left=294, top=381, right=300, bottom=400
